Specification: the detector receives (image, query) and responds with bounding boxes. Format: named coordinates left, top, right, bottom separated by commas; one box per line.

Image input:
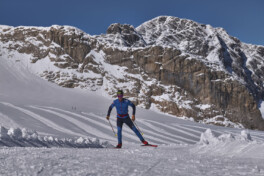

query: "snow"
left=0, top=126, right=111, bottom=148
left=193, top=129, right=264, bottom=160
left=259, top=101, right=264, bottom=119
left=0, top=129, right=264, bottom=175
left=195, top=104, right=211, bottom=110
left=135, top=15, right=264, bottom=91
left=1, top=21, right=264, bottom=175
left=2, top=21, right=264, bottom=122
left=199, top=115, right=244, bottom=129
left=0, top=24, right=85, bottom=36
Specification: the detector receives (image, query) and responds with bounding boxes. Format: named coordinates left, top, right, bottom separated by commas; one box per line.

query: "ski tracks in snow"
left=0, top=102, right=84, bottom=137
left=29, top=105, right=115, bottom=141
left=38, top=106, right=142, bottom=143
left=1, top=101, right=264, bottom=146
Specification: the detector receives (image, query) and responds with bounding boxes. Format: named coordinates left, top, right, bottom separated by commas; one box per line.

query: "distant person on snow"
left=106, top=90, right=148, bottom=148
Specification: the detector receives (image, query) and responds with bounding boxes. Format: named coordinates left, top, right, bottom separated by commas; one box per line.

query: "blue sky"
left=0, top=0, right=263, bottom=45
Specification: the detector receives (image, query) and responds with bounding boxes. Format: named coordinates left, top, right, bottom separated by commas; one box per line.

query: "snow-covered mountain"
left=1, top=16, right=264, bottom=175
left=1, top=16, right=264, bottom=131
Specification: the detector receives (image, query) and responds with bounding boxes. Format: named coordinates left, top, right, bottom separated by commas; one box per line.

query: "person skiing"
left=106, top=90, right=148, bottom=148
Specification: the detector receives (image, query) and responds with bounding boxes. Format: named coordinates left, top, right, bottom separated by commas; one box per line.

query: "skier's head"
left=117, top=90, right=124, bottom=100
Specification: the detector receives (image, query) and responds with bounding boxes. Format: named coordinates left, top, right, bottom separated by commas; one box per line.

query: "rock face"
left=1, top=16, right=264, bottom=130
left=105, top=23, right=146, bottom=47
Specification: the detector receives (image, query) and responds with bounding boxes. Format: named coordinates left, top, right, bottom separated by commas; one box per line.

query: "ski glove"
left=106, top=116, right=110, bottom=120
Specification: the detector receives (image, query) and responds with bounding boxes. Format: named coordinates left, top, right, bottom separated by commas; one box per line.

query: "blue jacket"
left=107, top=98, right=136, bottom=118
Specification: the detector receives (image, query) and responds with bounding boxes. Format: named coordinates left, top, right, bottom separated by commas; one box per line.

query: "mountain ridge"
left=1, top=16, right=264, bottom=130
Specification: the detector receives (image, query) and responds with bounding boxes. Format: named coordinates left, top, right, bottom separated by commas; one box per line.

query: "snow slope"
left=1, top=43, right=264, bottom=175
left=2, top=20, right=264, bottom=130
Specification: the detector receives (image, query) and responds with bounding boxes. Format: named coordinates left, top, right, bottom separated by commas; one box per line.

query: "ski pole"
left=108, top=119, right=117, bottom=137
left=133, top=121, right=144, bottom=136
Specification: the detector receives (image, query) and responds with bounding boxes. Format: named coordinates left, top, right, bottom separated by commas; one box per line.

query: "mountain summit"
left=1, top=16, right=264, bottom=130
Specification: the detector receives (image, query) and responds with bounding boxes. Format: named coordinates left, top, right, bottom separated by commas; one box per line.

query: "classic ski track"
left=0, top=102, right=84, bottom=137
left=29, top=106, right=115, bottom=141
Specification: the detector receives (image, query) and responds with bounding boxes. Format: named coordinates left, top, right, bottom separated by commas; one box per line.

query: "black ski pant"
left=116, top=117, right=144, bottom=144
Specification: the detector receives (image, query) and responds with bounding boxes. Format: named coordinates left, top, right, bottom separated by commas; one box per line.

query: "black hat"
left=117, top=90, right=124, bottom=95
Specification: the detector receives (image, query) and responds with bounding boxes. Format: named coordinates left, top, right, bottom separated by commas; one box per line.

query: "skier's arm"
left=106, top=102, right=115, bottom=119
left=128, top=101, right=136, bottom=115
left=128, top=101, right=136, bottom=121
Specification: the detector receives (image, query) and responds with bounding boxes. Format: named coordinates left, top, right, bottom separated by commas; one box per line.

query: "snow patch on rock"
left=259, top=101, right=264, bottom=120
left=195, top=104, right=211, bottom=110
left=199, top=115, right=244, bottom=129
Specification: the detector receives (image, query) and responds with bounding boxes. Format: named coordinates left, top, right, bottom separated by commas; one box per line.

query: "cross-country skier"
left=106, top=90, right=148, bottom=148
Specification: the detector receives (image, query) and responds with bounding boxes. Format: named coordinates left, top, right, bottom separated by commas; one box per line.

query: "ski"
left=141, top=144, right=158, bottom=147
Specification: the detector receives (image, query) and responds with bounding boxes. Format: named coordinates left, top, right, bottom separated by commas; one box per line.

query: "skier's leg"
left=117, top=118, right=124, bottom=144
left=124, top=117, right=144, bottom=141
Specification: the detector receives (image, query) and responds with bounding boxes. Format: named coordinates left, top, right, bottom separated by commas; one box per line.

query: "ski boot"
left=115, top=143, right=122, bottom=148
left=142, top=140, right=148, bottom=145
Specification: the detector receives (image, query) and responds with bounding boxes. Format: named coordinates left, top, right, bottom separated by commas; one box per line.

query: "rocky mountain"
left=1, top=16, right=264, bottom=130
